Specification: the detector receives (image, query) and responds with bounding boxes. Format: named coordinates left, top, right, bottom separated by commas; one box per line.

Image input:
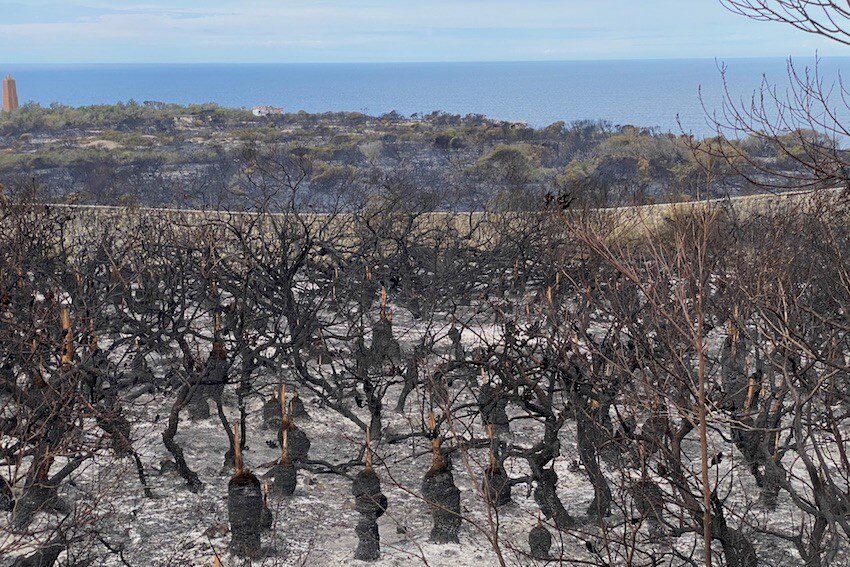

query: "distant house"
left=252, top=106, right=284, bottom=117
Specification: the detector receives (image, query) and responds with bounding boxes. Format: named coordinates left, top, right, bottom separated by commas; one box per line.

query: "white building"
left=252, top=106, right=284, bottom=117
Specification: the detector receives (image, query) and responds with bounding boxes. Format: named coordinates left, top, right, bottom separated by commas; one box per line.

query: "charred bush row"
left=1, top=179, right=850, bottom=567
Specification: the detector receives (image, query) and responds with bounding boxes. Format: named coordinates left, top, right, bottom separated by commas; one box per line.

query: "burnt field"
left=1, top=188, right=850, bottom=567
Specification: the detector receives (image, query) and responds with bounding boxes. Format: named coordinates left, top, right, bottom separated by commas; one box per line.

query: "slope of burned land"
left=0, top=103, right=826, bottom=210
left=2, top=191, right=850, bottom=566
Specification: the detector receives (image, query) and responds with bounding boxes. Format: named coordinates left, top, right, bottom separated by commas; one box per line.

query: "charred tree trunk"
left=261, top=485, right=274, bottom=531
left=228, top=421, right=263, bottom=559
left=97, top=400, right=153, bottom=497
left=527, top=415, right=574, bottom=531
left=270, top=429, right=297, bottom=497
left=630, top=477, right=665, bottom=537
left=270, top=458, right=297, bottom=497
left=352, top=469, right=386, bottom=561
left=188, top=340, right=228, bottom=420
left=1, top=475, right=14, bottom=511
left=217, top=397, right=236, bottom=470
left=395, top=355, right=419, bottom=413
left=12, top=481, right=65, bottom=532
left=12, top=457, right=80, bottom=532
left=483, top=465, right=511, bottom=509
left=576, top=408, right=612, bottom=520
left=483, top=428, right=511, bottom=508
left=277, top=384, right=311, bottom=463
left=278, top=423, right=310, bottom=463
left=262, top=393, right=282, bottom=431
left=228, top=473, right=263, bottom=558
left=289, top=390, right=309, bottom=420
left=369, top=312, right=402, bottom=371
left=448, top=325, right=464, bottom=362
left=363, top=375, right=384, bottom=441
left=478, top=378, right=510, bottom=436
left=711, top=493, right=758, bottom=567
left=422, top=436, right=461, bottom=544
left=528, top=520, right=553, bottom=560
left=161, top=384, right=203, bottom=492
left=533, top=467, right=574, bottom=531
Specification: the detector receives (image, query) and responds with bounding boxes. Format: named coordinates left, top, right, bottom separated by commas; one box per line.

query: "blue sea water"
left=5, top=58, right=850, bottom=137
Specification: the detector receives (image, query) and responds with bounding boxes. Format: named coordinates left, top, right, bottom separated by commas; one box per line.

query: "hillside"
left=0, top=102, right=822, bottom=210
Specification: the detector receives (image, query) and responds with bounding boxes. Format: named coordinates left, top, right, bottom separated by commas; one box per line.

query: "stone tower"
left=2, top=75, right=19, bottom=114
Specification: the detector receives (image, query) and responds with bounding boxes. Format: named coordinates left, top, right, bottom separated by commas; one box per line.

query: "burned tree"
left=277, top=386, right=310, bottom=463
left=528, top=518, right=553, bottom=560
left=260, top=482, right=274, bottom=532
left=262, top=390, right=282, bottom=431
left=227, top=421, right=264, bottom=559
left=352, top=432, right=387, bottom=561
left=482, top=425, right=511, bottom=508
left=270, top=428, right=297, bottom=497
left=477, top=368, right=510, bottom=436
left=289, top=389, right=309, bottom=420
left=422, top=414, right=462, bottom=544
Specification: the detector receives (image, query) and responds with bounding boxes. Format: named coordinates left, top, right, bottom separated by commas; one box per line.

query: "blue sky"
left=1, top=0, right=846, bottom=63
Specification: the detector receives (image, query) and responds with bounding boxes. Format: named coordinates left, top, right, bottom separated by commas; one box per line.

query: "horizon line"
left=4, top=54, right=850, bottom=67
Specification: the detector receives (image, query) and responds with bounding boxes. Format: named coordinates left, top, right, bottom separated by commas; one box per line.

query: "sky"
left=1, top=0, right=847, bottom=64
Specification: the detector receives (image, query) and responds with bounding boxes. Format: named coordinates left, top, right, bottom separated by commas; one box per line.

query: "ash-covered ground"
left=0, top=311, right=813, bottom=567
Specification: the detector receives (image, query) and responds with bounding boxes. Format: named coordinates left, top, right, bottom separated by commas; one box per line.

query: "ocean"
left=5, top=58, right=850, bottom=138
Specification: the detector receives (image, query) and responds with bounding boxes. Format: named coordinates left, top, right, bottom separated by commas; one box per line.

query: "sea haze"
left=6, top=58, right=850, bottom=138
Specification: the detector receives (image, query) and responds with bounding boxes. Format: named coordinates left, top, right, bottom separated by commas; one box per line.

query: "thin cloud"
left=0, top=0, right=846, bottom=63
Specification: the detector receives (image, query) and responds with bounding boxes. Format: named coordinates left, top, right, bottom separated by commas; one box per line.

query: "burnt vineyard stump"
left=423, top=435, right=462, bottom=544
left=278, top=423, right=310, bottom=462
left=228, top=473, right=264, bottom=558
left=483, top=464, right=511, bottom=508
left=228, top=421, right=264, bottom=559
left=528, top=522, right=553, bottom=559
left=289, top=391, right=309, bottom=420
left=422, top=468, right=462, bottom=543
left=262, top=394, right=281, bottom=431
left=483, top=428, right=511, bottom=507
left=478, top=379, right=510, bottom=436
left=270, top=429, right=297, bottom=497
left=352, top=468, right=387, bottom=561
